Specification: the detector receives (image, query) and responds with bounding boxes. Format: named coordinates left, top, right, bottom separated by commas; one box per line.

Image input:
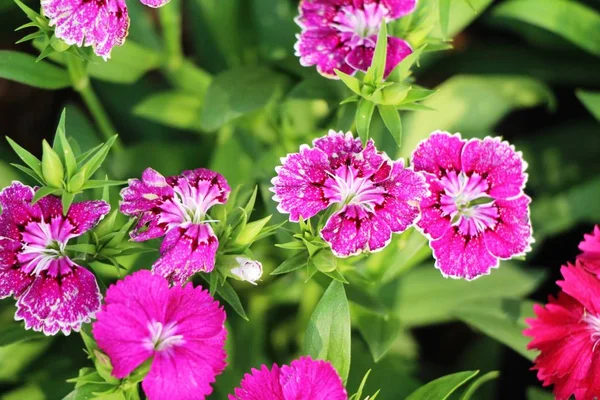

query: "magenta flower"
left=411, top=131, right=533, bottom=280
left=120, top=168, right=230, bottom=284
left=0, top=182, right=109, bottom=335
left=229, top=356, right=347, bottom=400
left=41, top=0, right=170, bottom=59
left=524, top=264, right=600, bottom=400
left=93, top=270, right=227, bottom=400
left=295, top=0, right=416, bottom=78
left=578, top=225, right=600, bottom=276
left=271, top=130, right=428, bottom=257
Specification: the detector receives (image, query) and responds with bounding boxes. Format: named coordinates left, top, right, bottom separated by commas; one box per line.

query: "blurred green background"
left=0, top=0, right=599, bottom=399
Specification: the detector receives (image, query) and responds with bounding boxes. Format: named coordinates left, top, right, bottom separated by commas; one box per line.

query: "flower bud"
left=380, top=83, right=411, bottom=105
left=41, top=140, right=64, bottom=188
left=50, top=34, right=70, bottom=52
left=230, top=257, right=263, bottom=285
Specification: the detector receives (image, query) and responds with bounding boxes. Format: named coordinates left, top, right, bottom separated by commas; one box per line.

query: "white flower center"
left=584, top=312, right=600, bottom=351
left=144, top=321, right=185, bottom=352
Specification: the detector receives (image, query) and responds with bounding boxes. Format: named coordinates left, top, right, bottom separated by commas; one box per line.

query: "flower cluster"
left=0, top=182, right=109, bottom=335
left=525, top=226, right=600, bottom=400
left=295, top=0, right=416, bottom=78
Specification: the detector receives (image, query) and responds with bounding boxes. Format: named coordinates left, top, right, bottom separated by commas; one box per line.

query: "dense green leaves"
left=453, top=298, right=538, bottom=360
left=492, top=0, right=600, bottom=57
left=305, top=280, right=351, bottom=382
left=87, top=41, right=161, bottom=84
left=134, top=91, right=204, bottom=131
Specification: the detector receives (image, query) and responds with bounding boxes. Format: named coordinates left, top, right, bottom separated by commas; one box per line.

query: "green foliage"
left=405, top=371, right=479, bottom=400
left=0, top=51, right=70, bottom=89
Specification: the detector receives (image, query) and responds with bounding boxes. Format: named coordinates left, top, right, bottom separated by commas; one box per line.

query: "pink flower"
left=93, top=270, right=227, bottom=400
left=578, top=225, right=600, bottom=276
left=41, top=0, right=169, bottom=59
left=120, top=168, right=230, bottom=284
left=295, top=0, right=416, bottom=78
left=411, top=131, right=533, bottom=280
left=229, top=356, right=347, bottom=400
left=524, top=264, right=600, bottom=400
left=0, top=182, right=109, bottom=335
left=271, top=130, right=428, bottom=257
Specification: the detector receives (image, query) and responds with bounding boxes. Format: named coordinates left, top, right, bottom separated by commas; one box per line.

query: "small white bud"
left=230, top=257, right=263, bottom=285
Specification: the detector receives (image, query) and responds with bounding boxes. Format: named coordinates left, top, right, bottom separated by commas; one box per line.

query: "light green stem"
left=159, top=0, right=183, bottom=72
left=65, top=55, right=123, bottom=152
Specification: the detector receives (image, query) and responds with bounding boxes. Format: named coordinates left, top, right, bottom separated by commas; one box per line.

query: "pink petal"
left=578, top=225, right=600, bottom=268
left=41, top=0, right=129, bottom=59
left=461, top=137, right=527, bottom=199
left=321, top=204, right=385, bottom=257
left=345, top=45, right=373, bottom=73
left=178, top=169, right=231, bottom=213
left=412, top=131, right=465, bottom=177
left=313, top=131, right=385, bottom=176
left=16, top=264, right=101, bottom=335
left=153, top=224, right=219, bottom=284
left=383, top=0, right=417, bottom=18
left=271, top=145, right=332, bottom=222
left=557, top=264, right=600, bottom=315
left=280, top=356, right=347, bottom=400
left=297, top=0, right=339, bottom=29
left=431, top=228, right=498, bottom=280
left=36, top=193, right=63, bottom=219
left=229, top=364, right=284, bottom=400
left=67, top=200, right=110, bottom=236
left=0, top=237, right=33, bottom=298
left=120, top=168, right=174, bottom=216
left=416, top=174, right=452, bottom=240
left=0, top=182, right=39, bottom=226
left=139, top=0, right=170, bottom=7
left=483, top=195, right=532, bottom=259
left=384, top=36, right=412, bottom=77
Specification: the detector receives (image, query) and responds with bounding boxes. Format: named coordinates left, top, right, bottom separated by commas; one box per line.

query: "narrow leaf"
left=304, top=280, right=351, bottom=382
left=334, top=69, right=362, bottom=95
left=81, top=180, right=126, bottom=190
left=460, top=371, right=500, bottom=400
left=6, top=137, right=43, bottom=177
left=378, top=105, right=403, bottom=147
left=406, top=371, right=480, bottom=400
left=439, top=0, right=452, bottom=38
left=356, top=98, right=375, bottom=145
left=271, top=252, right=308, bottom=275
left=61, top=191, right=75, bottom=214
left=576, top=89, right=600, bottom=121
left=364, top=23, right=387, bottom=85
left=31, top=186, right=61, bottom=204
left=53, top=109, right=77, bottom=178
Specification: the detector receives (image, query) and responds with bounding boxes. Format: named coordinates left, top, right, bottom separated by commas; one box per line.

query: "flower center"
left=333, top=3, right=389, bottom=44
left=144, top=321, right=184, bottom=352
left=439, top=171, right=498, bottom=236
left=584, top=312, right=600, bottom=351
left=18, top=219, right=70, bottom=276
left=158, top=179, right=221, bottom=227
left=324, top=165, right=385, bottom=211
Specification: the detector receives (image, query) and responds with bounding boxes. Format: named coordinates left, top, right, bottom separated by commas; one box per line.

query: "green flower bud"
left=312, top=250, right=337, bottom=273
left=41, top=140, right=64, bottom=188
left=380, top=83, right=411, bottom=105
left=50, top=34, right=70, bottom=52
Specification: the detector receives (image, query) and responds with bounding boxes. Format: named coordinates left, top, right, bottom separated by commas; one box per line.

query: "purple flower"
left=41, top=0, right=170, bottom=59
left=295, top=0, right=416, bottom=78
left=93, top=270, right=227, bottom=400
left=412, top=131, right=533, bottom=280
left=120, top=168, right=230, bottom=284
left=229, top=356, right=347, bottom=400
left=0, top=182, right=109, bottom=335
left=271, top=130, right=428, bottom=257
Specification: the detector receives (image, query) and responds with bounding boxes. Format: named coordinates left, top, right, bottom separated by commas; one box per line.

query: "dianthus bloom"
left=411, top=131, right=533, bottom=280
left=295, top=0, right=416, bottom=78
left=41, top=0, right=170, bottom=59
left=93, top=270, right=227, bottom=400
left=525, top=264, right=600, bottom=400
left=229, top=356, right=347, bottom=400
left=271, top=130, right=428, bottom=257
left=0, top=182, right=109, bottom=335
left=120, top=168, right=230, bottom=284
left=578, top=225, right=600, bottom=276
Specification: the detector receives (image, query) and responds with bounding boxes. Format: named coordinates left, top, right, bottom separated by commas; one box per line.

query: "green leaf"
left=0, top=51, right=70, bottom=89
left=52, top=109, right=78, bottom=178
left=576, top=89, right=600, bottom=121
left=61, top=192, right=75, bottom=214
left=80, top=180, right=126, bottom=190
left=134, top=91, right=204, bottom=131
left=527, top=387, right=554, bottom=400
left=31, top=186, right=61, bottom=204
left=200, top=275, right=249, bottom=320
left=364, top=22, right=387, bottom=85
left=304, top=280, right=351, bottom=382
left=356, top=98, right=375, bottom=145
left=400, top=75, right=555, bottom=159
left=378, top=105, right=402, bottom=147
left=394, top=263, right=545, bottom=327
left=335, top=69, right=362, bottom=96
left=353, top=305, right=402, bottom=362
left=388, top=45, right=425, bottom=82
left=9, top=164, right=44, bottom=185
left=233, top=215, right=272, bottom=246
left=87, top=41, right=161, bottom=84
left=492, top=0, right=600, bottom=57
left=311, top=250, right=337, bottom=273
left=65, top=244, right=98, bottom=254
left=0, top=325, right=43, bottom=347
left=459, top=371, right=500, bottom=400
left=271, top=252, right=308, bottom=275
left=41, top=139, right=64, bottom=188
left=439, top=0, right=452, bottom=38
left=79, top=135, right=118, bottom=180
left=453, top=298, right=538, bottom=360
left=6, top=137, right=43, bottom=178
left=200, top=67, right=287, bottom=131
left=405, top=371, right=479, bottom=400
left=166, top=60, right=213, bottom=97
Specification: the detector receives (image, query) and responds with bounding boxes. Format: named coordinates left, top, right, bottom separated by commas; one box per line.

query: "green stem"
left=159, top=0, right=183, bottom=71
left=65, top=55, right=123, bottom=152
